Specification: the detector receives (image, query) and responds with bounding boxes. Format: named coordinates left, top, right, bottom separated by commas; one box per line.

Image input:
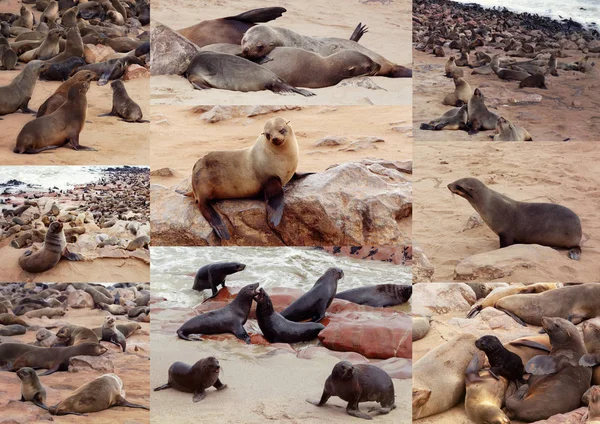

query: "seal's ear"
left=348, top=66, right=355, bottom=71
left=285, top=120, right=290, bottom=125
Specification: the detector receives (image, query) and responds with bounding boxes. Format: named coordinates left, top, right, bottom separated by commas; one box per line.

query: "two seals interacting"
left=154, top=357, right=227, bottom=402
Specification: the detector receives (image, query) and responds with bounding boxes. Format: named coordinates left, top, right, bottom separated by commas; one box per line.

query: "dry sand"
left=413, top=49, right=600, bottom=141
left=150, top=0, right=412, bottom=106
left=413, top=141, right=600, bottom=282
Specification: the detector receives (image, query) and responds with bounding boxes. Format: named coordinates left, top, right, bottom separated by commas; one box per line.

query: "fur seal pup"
left=506, top=317, right=592, bottom=421
left=192, top=262, right=246, bottom=298
left=0, top=61, right=49, bottom=115
left=307, top=361, right=396, bottom=420
left=420, top=105, right=468, bottom=131
left=280, top=268, right=344, bottom=322
left=444, top=56, right=463, bottom=78
left=585, top=385, right=600, bottom=424
left=580, top=319, right=600, bottom=370
left=17, top=367, right=49, bottom=410
left=1, top=46, right=18, bottom=70
left=334, top=284, right=412, bottom=308
left=56, top=325, right=99, bottom=346
left=520, top=73, right=547, bottom=89
left=154, top=357, right=227, bottom=402
left=37, top=70, right=96, bottom=117
left=241, top=25, right=411, bottom=78
left=184, top=117, right=300, bottom=240
left=101, top=316, right=126, bottom=352
left=475, top=335, right=524, bottom=384
left=14, top=81, right=95, bottom=154
left=177, top=283, right=259, bottom=343
left=50, top=373, right=149, bottom=414
left=99, top=80, right=148, bottom=123
left=464, top=353, right=510, bottom=424
left=13, top=342, right=108, bottom=375
left=35, top=328, right=58, bottom=347
left=13, top=6, right=34, bottom=30
left=442, top=77, right=472, bottom=106
left=123, top=235, right=150, bottom=250
left=0, top=313, right=28, bottom=326
left=40, top=56, right=86, bottom=81
left=467, top=88, right=499, bottom=131
left=92, top=322, right=141, bottom=339
left=24, top=307, right=65, bottom=318
left=447, top=177, right=583, bottom=259
left=186, top=51, right=315, bottom=96
left=254, top=288, right=324, bottom=343
left=18, top=222, right=84, bottom=272
left=492, top=116, right=533, bottom=141
left=178, top=8, right=287, bottom=47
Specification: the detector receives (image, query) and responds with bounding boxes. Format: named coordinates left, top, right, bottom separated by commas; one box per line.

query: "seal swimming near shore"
left=492, top=116, right=533, bottom=141
left=37, top=70, right=96, bottom=117
left=18, top=222, right=84, bottom=273
left=254, top=288, right=324, bottom=343
left=420, top=105, right=468, bottom=131
left=12, top=342, right=107, bottom=375
left=307, top=361, right=396, bottom=420
left=183, top=117, right=300, bottom=240
left=464, top=353, right=510, bottom=424
left=192, top=262, right=246, bottom=298
left=241, top=25, right=411, bottom=78
left=334, top=284, right=412, bottom=307
left=98, top=80, right=148, bottom=123
left=467, top=88, right=499, bottom=131
left=280, top=267, right=344, bottom=323
left=154, top=357, right=227, bottom=402
left=475, top=335, right=525, bottom=384
left=101, top=316, right=126, bottom=352
left=177, top=283, right=259, bottom=343
left=447, top=177, right=582, bottom=259
left=0, top=61, right=49, bottom=115
left=185, top=51, right=315, bottom=96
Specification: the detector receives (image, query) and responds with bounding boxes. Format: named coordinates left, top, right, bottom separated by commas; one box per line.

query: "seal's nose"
left=243, top=47, right=249, bottom=55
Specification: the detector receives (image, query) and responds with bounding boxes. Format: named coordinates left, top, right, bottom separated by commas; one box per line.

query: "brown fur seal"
left=92, top=322, right=141, bottom=339
left=99, top=80, right=148, bottom=123
left=467, top=88, right=499, bottom=131
left=178, top=7, right=287, bottom=47
left=50, top=373, right=149, bottom=414
left=491, top=56, right=530, bottom=81
left=475, top=335, right=524, bottom=384
left=123, top=235, right=150, bottom=250
left=46, top=26, right=83, bottom=63
left=24, top=307, right=65, bottom=319
left=241, top=25, right=411, bottom=78
left=445, top=56, right=463, bottom=78
left=492, top=116, right=533, bottom=141
left=442, top=77, right=472, bottom=106
left=40, top=1, right=59, bottom=24
left=154, top=357, right=227, bottom=402
left=467, top=283, right=558, bottom=318
left=1, top=47, right=18, bottom=70
left=37, top=70, right=96, bottom=117
left=192, top=262, right=246, bottom=298
left=101, top=316, right=126, bottom=352
left=307, top=361, right=396, bottom=420
left=18, top=222, right=84, bottom=272
left=186, top=51, right=314, bottom=96
left=14, top=6, right=34, bottom=30
left=183, top=117, right=299, bottom=240
left=464, top=353, right=510, bottom=424
left=34, top=328, right=58, bottom=347
left=420, top=105, right=468, bottom=131
left=506, top=317, right=592, bottom=421
left=581, top=319, right=600, bottom=371
left=0, top=313, right=28, bottom=326
left=17, top=367, right=48, bottom=410
left=585, top=386, right=600, bottom=423
left=13, top=342, right=108, bottom=375
left=14, top=81, right=96, bottom=154
left=0, top=324, right=27, bottom=336
left=22, top=28, right=61, bottom=62
left=334, top=284, right=411, bottom=308
left=76, top=56, right=143, bottom=86
left=259, top=47, right=381, bottom=88
left=56, top=325, right=99, bottom=346
left=0, top=61, right=50, bottom=115
left=519, top=73, right=547, bottom=89
left=447, top=177, right=583, bottom=259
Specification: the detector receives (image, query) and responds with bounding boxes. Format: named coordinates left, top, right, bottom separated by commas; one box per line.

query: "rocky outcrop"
left=67, top=290, right=95, bottom=309
left=150, top=22, right=200, bottom=75
left=413, top=245, right=434, bottom=282
left=412, top=283, right=476, bottom=315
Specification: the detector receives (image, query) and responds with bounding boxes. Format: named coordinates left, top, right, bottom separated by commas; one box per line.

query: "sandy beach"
left=150, top=0, right=412, bottom=106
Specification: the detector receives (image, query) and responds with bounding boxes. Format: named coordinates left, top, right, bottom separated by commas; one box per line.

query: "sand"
left=413, top=141, right=600, bottom=282
left=150, top=0, right=412, bottom=106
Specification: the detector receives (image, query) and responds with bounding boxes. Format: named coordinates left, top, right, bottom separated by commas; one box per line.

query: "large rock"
left=151, top=160, right=412, bottom=246
left=530, top=407, right=586, bottom=424
left=412, top=283, right=475, bottom=315
left=413, top=246, right=434, bottom=282
left=67, top=290, right=94, bottom=309
left=588, top=40, right=600, bottom=53
left=150, top=22, right=200, bottom=75
left=68, top=355, right=114, bottom=372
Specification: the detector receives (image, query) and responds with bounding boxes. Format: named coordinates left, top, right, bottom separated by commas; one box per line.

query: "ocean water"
left=151, top=246, right=411, bottom=308
left=452, top=0, right=599, bottom=29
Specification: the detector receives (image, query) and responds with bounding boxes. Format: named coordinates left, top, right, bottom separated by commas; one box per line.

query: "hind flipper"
left=349, top=23, right=368, bottom=42
left=224, top=7, right=286, bottom=23
left=199, top=201, right=230, bottom=240
left=154, top=383, right=172, bottom=391
left=115, top=395, right=149, bottom=410
left=263, top=177, right=284, bottom=227
left=496, top=306, right=527, bottom=326
left=526, top=355, right=558, bottom=375
left=580, top=353, right=600, bottom=367
left=568, top=246, right=581, bottom=260
left=62, top=247, right=83, bottom=261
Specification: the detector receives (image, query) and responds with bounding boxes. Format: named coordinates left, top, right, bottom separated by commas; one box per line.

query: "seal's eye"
left=265, top=133, right=271, bottom=141
left=257, top=44, right=263, bottom=51
left=279, top=128, right=286, bottom=135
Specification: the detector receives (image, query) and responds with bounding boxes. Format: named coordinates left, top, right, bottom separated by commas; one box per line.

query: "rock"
left=559, top=40, right=579, bottom=50
left=336, top=77, right=385, bottom=90
left=297, top=346, right=369, bottom=363
left=463, top=213, right=484, bottom=231
left=151, top=160, right=412, bottom=246
left=150, top=168, right=175, bottom=177
left=340, top=136, right=385, bottom=152
left=199, top=106, right=238, bottom=123
left=69, top=355, right=114, bottom=372
left=318, top=310, right=411, bottom=359
left=84, top=44, right=116, bottom=63
left=123, top=64, right=150, bottom=81
left=246, top=105, right=302, bottom=117
left=412, top=283, right=476, bottom=315
left=454, top=244, right=562, bottom=281
left=572, top=100, right=582, bottom=108
left=412, top=316, right=431, bottom=341
left=530, top=407, right=586, bottom=424
left=150, top=22, right=200, bottom=75
left=67, top=290, right=94, bottom=309
left=376, top=357, right=412, bottom=379
left=589, top=40, right=600, bottom=53
left=313, top=136, right=350, bottom=147
left=413, top=246, right=434, bottom=282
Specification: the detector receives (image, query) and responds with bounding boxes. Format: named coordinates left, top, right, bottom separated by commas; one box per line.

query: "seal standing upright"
left=467, top=88, right=499, bottom=131
left=0, top=61, right=49, bottom=115
left=475, top=335, right=525, bottom=384
left=101, top=316, right=126, bottom=352
left=99, top=80, right=148, bottom=123
left=17, top=367, right=48, bottom=410
left=192, top=262, right=246, bottom=298
left=37, top=70, right=96, bottom=117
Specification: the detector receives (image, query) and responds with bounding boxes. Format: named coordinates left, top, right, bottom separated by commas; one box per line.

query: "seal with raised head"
left=186, top=51, right=315, bottom=96
left=448, top=177, right=582, bottom=259
left=37, top=70, right=96, bottom=117
left=1, top=46, right=18, bottom=70
left=464, top=353, right=510, bottom=424
left=18, top=222, right=84, bottom=272
left=14, top=81, right=95, bottom=154
left=467, top=88, right=499, bottom=131
left=92, top=322, right=141, bottom=339
left=192, top=262, right=246, bottom=298
left=76, top=56, right=143, bottom=86
left=99, top=80, right=148, bottom=123
left=101, top=316, right=126, bottom=352
left=444, top=56, right=463, bottom=78
left=280, top=268, right=344, bottom=322
left=46, top=26, right=83, bottom=63
left=17, top=367, right=49, bottom=410
left=420, top=105, right=468, bottom=131
left=183, top=117, right=300, bottom=240
left=254, top=288, right=324, bottom=343
left=12, top=342, right=108, bottom=375
left=580, top=318, right=600, bottom=372
left=154, top=356, right=227, bottom=402
left=475, top=335, right=525, bottom=384
left=307, top=361, right=396, bottom=420
left=442, top=77, right=472, bottom=106
left=335, top=284, right=411, bottom=308
left=56, top=325, right=99, bottom=346
left=492, top=116, right=532, bottom=141
left=177, top=283, right=259, bottom=343
left=0, top=60, right=50, bottom=115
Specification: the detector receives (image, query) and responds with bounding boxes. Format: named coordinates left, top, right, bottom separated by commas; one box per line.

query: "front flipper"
left=496, top=306, right=527, bottom=326
left=20, top=97, right=35, bottom=114
left=32, top=395, right=50, bottom=411
left=346, top=402, right=372, bottom=420
left=189, top=76, right=213, bottom=90
left=97, top=69, right=113, bottom=86
left=213, top=378, right=227, bottom=390
left=498, top=232, right=514, bottom=248
left=568, top=247, right=581, bottom=260
left=508, top=340, right=550, bottom=352
left=199, top=201, right=230, bottom=240
left=115, top=395, right=149, bottom=410
left=39, top=365, right=60, bottom=376
left=69, top=136, right=97, bottom=151
left=263, top=177, right=284, bottom=227
left=192, top=388, right=206, bottom=403
left=62, top=247, right=83, bottom=261
left=580, top=353, right=600, bottom=367
left=291, top=172, right=314, bottom=180
left=526, top=355, right=558, bottom=375
left=306, top=389, right=330, bottom=406
left=233, top=326, right=250, bottom=344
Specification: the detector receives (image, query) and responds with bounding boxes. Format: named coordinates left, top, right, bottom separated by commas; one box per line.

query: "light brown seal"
left=467, top=283, right=558, bottom=318
left=17, top=367, right=48, bottom=410
left=442, top=77, right=472, bottom=106
left=37, top=70, right=96, bottom=117
left=101, top=316, right=126, bottom=352
left=492, top=116, right=533, bottom=141
left=56, top=324, right=99, bottom=346
left=420, top=105, right=468, bottom=131
left=467, top=88, right=499, bottom=131
left=154, top=357, right=227, bottom=402
left=519, top=73, right=547, bottom=89
left=24, top=307, right=65, bottom=319
left=0, top=61, right=50, bottom=115
left=45, top=26, right=83, bottom=63
left=18, top=222, right=84, bottom=272
left=464, top=353, right=510, bottom=424
left=445, top=56, right=464, bottom=78
left=99, top=80, right=148, bottom=123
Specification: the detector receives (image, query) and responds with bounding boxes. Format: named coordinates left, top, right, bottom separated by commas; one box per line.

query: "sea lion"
left=46, top=26, right=83, bottom=63
left=14, top=81, right=95, bottom=154
left=186, top=51, right=314, bottom=96
left=519, top=73, right=547, bottom=89
left=178, top=7, right=287, bottom=47
left=154, top=357, right=227, bottom=402
left=100, top=37, right=144, bottom=54
left=12, top=342, right=108, bottom=375
left=50, top=373, right=149, bottom=414
left=259, top=47, right=381, bottom=88
left=492, top=116, right=533, bottom=141
left=413, top=333, right=480, bottom=419
left=442, top=77, right=472, bottom=106
left=0, top=313, right=28, bottom=326
left=177, top=283, right=259, bottom=343
left=40, top=1, right=59, bottom=24
left=135, top=0, right=150, bottom=25
left=184, top=117, right=300, bottom=240
left=192, top=262, right=246, bottom=298
left=464, top=353, right=510, bottom=424
left=37, top=70, right=96, bottom=117
left=76, top=56, right=143, bottom=86
left=39, top=56, right=87, bottom=81
left=34, top=328, right=57, bottom=347
left=307, top=361, right=396, bottom=420
left=101, top=316, right=126, bottom=352
left=241, top=25, right=411, bottom=78
left=334, top=284, right=412, bottom=308
left=0, top=324, right=27, bottom=336
left=22, top=28, right=61, bottom=62
left=14, top=6, right=34, bottom=30
left=412, top=316, right=431, bottom=341
left=123, top=235, right=150, bottom=250
left=447, top=177, right=583, bottom=259
left=254, top=288, right=324, bottom=343
left=586, top=385, right=600, bottom=424
left=445, top=56, right=463, bottom=78
left=0, top=61, right=49, bottom=115
left=467, top=283, right=558, bottom=318
left=56, top=325, right=99, bottom=346
left=280, top=268, right=344, bottom=322
left=99, top=303, right=126, bottom=315
left=17, top=367, right=48, bottom=410
left=24, top=307, right=65, bottom=319
left=18, top=222, right=84, bottom=272
left=83, top=284, right=114, bottom=305
left=420, top=105, right=468, bottom=131
left=475, top=335, right=524, bottom=384
left=92, top=322, right=141, bottom=339
left=106, top=10, right=125, bottom=26
left=1, top=47, right=17, bottom=70
left=99, top=80, right=148, bottom=123
left=0, top=344, right=40, bottom=370
left=467, top=88, right=499, bottom=131
left=506, top=317, right=592, bottom=421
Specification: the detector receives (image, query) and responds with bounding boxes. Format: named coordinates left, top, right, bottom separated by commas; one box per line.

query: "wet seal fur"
left=154, top=356, right=227, bottom=402
left=464, top=353, right=510, bottom=424
left=192, top=262, right=246, bottom=298
left=335, top=284, right=412, bottom=308
left=18, top=222, right=84, bottom=272
left=448, top=177, right=582, bottom=259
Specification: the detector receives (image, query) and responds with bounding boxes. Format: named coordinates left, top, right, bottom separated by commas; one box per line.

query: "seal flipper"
left=508, top=340, right=550, bottom=352
left=62, top=247, right=83, bottom=261
left=97, top=68, right=113, bottom=86
left=526, top=355, right=558, bottom=375
left=579, top=353, right=600, bottom=367
left=466, top=304, right=482, bottom=318
left=346, top=402, right=372, bottom=420
left=232, top=325, right=250, bottom=344
left=306, top=389, right=331, bottom=406
left=464, top=353, right=484, bottom=384
left=498, top=232, right=514, bottom=248
left=224, top=7, right=286, bottom=23
left=291, top=172, right=314, bottom=180
left=69, top=136, right=97, bottom=151
left=496, top=306, right=527, bottom=326
left=32, top=395, right=50, bottom=411
left=192, top=388, right=206, bottom=402
left=39, top=364, right=60, bottom=376
left=198, top=201, right=231, bottom=240
left=349, top=23, right=368, bottom=42
left=264, top=177, right=284, bottom=227
left=568, top=246, right=581, bottom=260
left=20, top=97, right=36, bottom=114
left=153, top=383, right=172, bottom=391
left=114, top=395, right=150, bottom=410
left=189, top=76, right=213, bottom=90
left=213, top=378, right=227, bottom=390
left=98, top=112, right=114, bottom=117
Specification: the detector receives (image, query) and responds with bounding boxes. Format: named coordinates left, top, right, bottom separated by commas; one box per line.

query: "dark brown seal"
left=12, top=342, right=108, bottom=375
left=37, top=70, right=96, bottom=117
left=192, top=262, right=246, bottom=298
left=335, top=284, right=412, bottom=308
left=420, top=105, right=468, bottom=131
left=154, top=356, right=227, bottom=402
left=98, top=80, right=148, bottom=123
left=519, top=73, right=547, bottom=89
left=475, top=335, right=525, bottom=384
left=55, top=324, right=99, bottom=346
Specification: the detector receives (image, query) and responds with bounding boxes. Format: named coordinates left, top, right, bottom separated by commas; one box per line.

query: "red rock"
left=123, top=64, right=150, bottom=81
left=376, top=358, right=412, bottom=379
